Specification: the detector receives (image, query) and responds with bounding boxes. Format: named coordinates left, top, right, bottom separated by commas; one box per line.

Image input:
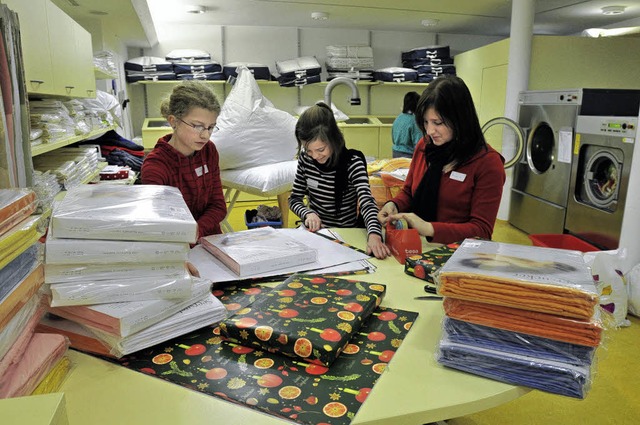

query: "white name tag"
left=307, top=178, right=319, bottom=188
left=195, top=166, right=203, bottom=177
left=450, top=171, right=466, bottom=182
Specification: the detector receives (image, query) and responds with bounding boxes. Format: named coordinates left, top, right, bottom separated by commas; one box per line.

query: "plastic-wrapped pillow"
left=212, top=66, right=298, bottom=170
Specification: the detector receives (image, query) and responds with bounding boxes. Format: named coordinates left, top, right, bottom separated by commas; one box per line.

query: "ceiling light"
left=601, top=6, right=626, bottom=15
left=185, top=5, right=207, bottom=14
left=421, top=19, right=440, bottom=27
left=311, top=12, right=328, bottom=20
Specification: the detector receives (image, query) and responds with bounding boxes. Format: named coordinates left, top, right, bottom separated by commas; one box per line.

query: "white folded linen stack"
left=41, top=185, right=227, bottom=357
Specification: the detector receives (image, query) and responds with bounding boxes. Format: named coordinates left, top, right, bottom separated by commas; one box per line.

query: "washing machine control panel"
left=576, top=115, right=638, bottom=138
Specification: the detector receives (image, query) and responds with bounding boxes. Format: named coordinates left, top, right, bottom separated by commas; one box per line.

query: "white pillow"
left=220, top=160, right=297, bottom=197
left=212, top=66, right=298, bottom=170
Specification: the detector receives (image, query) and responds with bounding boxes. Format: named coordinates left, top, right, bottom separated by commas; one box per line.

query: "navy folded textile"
left=437, top=339, right=591, bottom=398
left=442, top=317, right=595, bottom=366
left=92, top=130, right=144, bottom=152
left=105, top=149, right=143, bottom=172
left=0, top=244, right=39, bottom=301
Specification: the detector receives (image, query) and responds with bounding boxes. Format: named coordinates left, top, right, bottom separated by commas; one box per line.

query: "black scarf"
left=313, top=147, right=364, bottom=213
left=412, top=142, right=454, bottom=222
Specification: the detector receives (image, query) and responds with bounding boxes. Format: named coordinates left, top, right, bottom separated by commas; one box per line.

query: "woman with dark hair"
left=289, top=102, right=391, bottom=259
left=391, top=91, right=422, bottom=158
left=378, top=75, right=506, bottom=244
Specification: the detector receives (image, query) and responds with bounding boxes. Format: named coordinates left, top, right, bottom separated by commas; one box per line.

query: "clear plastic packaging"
left=47, top=276, right=213, bottom=337
left=436, top=239, right=599, bottom=320
left=45, top=237, right=189, bottom=265
left=47, top=271, right=194, bottom=307
left=44, top=261, right=188, bottom=284
left=441, top=316, right=596, bottom=366
left=442, top=297, right=603, bottom=347
left=435, top=335, right=592, bottom=399
left=50, top=185, right=198, bottom=243
left=86, top=291, right=226, bottom=358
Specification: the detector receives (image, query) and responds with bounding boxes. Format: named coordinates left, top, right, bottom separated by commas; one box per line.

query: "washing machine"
left=565, top=89, right=640, bottom=250
left=508, top=90, right=582, bottom=235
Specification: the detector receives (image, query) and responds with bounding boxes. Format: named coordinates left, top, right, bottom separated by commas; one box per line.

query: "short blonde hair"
left=160, top=80, right=221, bottom=119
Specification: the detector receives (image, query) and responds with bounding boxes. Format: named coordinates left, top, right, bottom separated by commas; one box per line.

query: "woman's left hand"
left=366, top=233, right=392, bottom=259
left=390, top=212, right=434, bottom=238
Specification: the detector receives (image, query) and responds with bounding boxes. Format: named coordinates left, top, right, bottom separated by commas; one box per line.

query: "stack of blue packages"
left=401, top=45, right=456, bottom=83
left=434, top=239, right=604, bottom=399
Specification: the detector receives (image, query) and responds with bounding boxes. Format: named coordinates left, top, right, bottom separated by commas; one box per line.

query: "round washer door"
left=583, top=149, right=621, bottom=209
left=527, top=122, right=554, bottom=174
left=481, top=117, right=525, bottom=169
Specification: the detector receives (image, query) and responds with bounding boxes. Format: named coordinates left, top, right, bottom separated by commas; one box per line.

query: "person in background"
left=289, top=102, right=391, bottom=259
left=391, top=91, right=422, bottom=158
left=378, top=75, right=506, bottom=244
left=141, top=80, right=227, bottom=239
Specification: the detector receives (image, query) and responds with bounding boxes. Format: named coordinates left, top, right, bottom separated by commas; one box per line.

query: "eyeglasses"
left=177, top=117, right=216, bottom=135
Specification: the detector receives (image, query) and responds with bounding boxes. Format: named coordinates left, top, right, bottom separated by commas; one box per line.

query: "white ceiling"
left=54, top=0, right=640, bottom=47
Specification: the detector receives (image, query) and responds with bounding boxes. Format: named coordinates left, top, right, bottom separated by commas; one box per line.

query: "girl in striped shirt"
left=288, top=103, right=391, bottom=259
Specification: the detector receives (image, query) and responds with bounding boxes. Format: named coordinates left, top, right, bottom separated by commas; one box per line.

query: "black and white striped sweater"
left=288, top=151, right=382, bottom=238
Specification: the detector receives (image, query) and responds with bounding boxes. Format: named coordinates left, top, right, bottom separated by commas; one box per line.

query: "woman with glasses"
left=141, top=80, right=227, bottom=238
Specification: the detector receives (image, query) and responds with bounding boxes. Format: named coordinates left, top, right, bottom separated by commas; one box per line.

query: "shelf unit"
left=31, top=126, right=117, bottom=157
left=94, top=68, right=117, bottom=80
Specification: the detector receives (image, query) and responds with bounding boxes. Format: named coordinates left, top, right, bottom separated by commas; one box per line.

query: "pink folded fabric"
left=0, top=302, right=45, bottom=378
left=0, top=333, right=69, bottom=398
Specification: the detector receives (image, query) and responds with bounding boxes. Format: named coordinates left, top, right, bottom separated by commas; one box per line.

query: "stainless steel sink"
left=376, top=117, right=396, bottom=124
left=343, top=117, right=373, bottom=124
left=147, top=120, right=170, bottom=127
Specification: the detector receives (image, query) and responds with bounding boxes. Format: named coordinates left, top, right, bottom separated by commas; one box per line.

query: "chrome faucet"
left=324, top=77, right=361, bottom=107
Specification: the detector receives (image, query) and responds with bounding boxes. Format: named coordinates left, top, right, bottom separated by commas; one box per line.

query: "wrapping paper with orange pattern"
left=112, top=280, right=418, bottom=425
left=404, top=241, right=462, bottom=284
left=219, top=274, right=386, bottom=367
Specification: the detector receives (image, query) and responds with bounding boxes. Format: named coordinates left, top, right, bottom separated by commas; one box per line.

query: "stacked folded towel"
left=41, top=185, right=226, bottom=357
left=435, top=239, right=603, bottom=398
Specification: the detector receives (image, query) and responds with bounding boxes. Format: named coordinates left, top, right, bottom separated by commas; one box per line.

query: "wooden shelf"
left=31, top=126, right=116, bottom=157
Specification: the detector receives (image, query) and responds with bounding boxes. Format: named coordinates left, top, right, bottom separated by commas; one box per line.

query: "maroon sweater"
left=141, top=135, right=227, bottom=238
left=392, top=137, right=506, bottom=244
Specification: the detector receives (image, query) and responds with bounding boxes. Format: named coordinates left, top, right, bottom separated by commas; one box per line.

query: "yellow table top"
left=55, top=228, right=528, bottom=425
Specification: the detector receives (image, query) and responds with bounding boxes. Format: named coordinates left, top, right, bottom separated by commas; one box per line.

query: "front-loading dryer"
left=565, top=89, right=640, bottom=250
left=508, top=90, right=582, bottom=235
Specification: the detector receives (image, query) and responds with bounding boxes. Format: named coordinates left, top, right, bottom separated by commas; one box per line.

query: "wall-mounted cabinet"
left=5, top=0, right=95, bottom=98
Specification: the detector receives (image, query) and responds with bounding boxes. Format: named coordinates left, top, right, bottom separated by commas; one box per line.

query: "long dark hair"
left=414, top=75, right=487, bottom=167
left=294, top=102, right=345, bottom=168
left=402, top=91, right=420, bottom=114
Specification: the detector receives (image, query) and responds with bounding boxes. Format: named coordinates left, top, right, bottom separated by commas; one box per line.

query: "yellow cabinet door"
left=73, top=24, right=97, bottom=98
left=341, top=126, right=380, bottom=159
left=46, top=1, right=78, bottom=96
left=3, top=0, right=56, bottom=95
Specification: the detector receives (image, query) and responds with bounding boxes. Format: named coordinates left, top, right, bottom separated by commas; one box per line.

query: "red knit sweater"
left=141, top=135, right=227, bottom=238
left=392, top=137, right=506, bottom=244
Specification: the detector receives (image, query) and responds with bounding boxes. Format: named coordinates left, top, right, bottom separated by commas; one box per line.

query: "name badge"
left=450, top=171, right=466, bottom=182
left=195, top=166, right=203, bottom=177
left=204, top=164, right=209, bottom=174
left=307, top=178, right=319, bottom=188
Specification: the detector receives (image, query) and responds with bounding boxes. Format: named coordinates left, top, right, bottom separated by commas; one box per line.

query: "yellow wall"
left=455, top=35, right=640, bottom=122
